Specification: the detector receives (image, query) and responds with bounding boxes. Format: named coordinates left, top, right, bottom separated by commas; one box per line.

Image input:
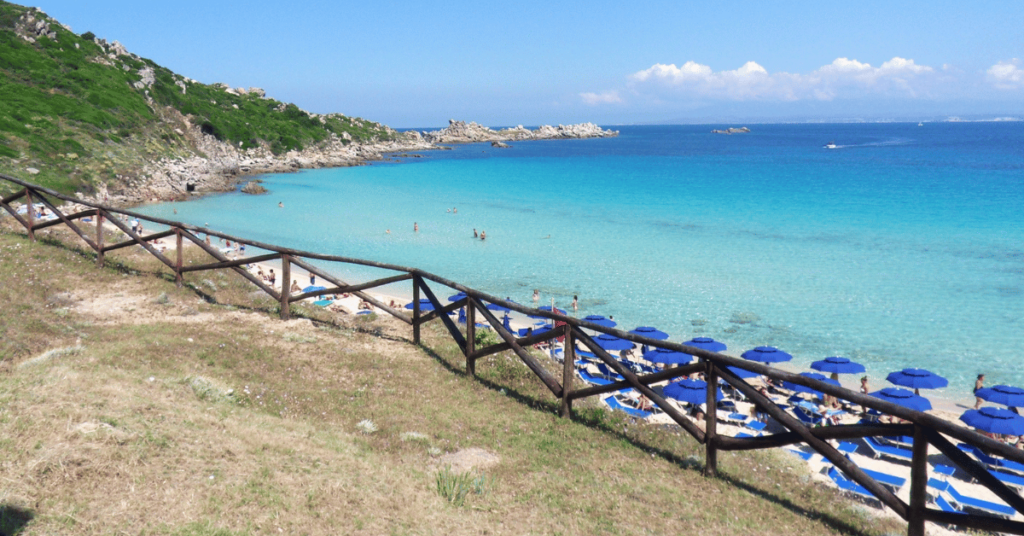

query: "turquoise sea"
left=136, top=123, right=1024, bottom=400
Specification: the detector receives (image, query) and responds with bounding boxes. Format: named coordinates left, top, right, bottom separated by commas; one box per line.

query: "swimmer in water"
left=473, top=228, right=478, bottom=238
left=278, top=202, right=283, bottom=208
left=386, top=229, right=391, bottom=234
left=414, top=222, right=418, bottom=232
left=480, top=230, right=486, bottom=240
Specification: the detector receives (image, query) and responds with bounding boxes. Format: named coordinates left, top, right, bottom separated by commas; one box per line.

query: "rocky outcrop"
left=491, top=141, right=510, bottom=148
left=423, top=120, right=617, bottom=144
left=240, top=181, right=267, bottom=195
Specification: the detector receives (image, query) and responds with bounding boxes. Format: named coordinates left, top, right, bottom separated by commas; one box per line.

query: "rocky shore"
left=86, top=119, right=616, bottom=207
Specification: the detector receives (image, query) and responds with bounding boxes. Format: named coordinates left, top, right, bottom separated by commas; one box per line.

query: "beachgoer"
left=205, top=236, right=211, bottom=246
left=130, top=219, right=139, bottom=233
left=359, top=299, right=372, bottom=310
left=225, top=240, right=232, bottom=248
left=532, top=289, right=539, bottom=302
left=453, top=208, right=457, bottom=213
left=278, top=202, right=283, bottom=208
left=638, top=395, right=653, bottom=412
left=572, top=295, right=578, bottom=311
left=290, top=280, right=301, bottom=294
left=268, top=269, right=276, bottom=285
left=310, top=274, right=316, bottom=286
left=239, top=243, right=245, bottom=255
left=473, top=228, right=478, bottom=238
left=386, top=229, right=390, bottom=234
left=447, top=208, right=451, bottom=213
left=860, top=376, right=870, bottom=413
left=975, top=374, right=986, bottom=409
left=480, top=230, right=486, bottom=240
left=173, top=208, right=177, bottom=214
left=414, top=222, right=418, bottom=232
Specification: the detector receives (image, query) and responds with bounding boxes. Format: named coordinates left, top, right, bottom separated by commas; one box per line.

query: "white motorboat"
left=823, top=141, right=838, bottom=149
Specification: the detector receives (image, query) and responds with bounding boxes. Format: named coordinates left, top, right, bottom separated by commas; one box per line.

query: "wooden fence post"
left=412, top=278, right=421, bottom=344
left=25, top=189, right=34, bottom=241
left=96, top=210, right=104, bottom=268
left=560, top=325, right=575, bottom=418
left=907, top=424, right=929, bottom=536
left=175, top=228, right=183, bottom=287
left=704, top=361, right=718, bottom=477
left=280, top=254, right=291, bottom=320
left=466, top=304, right=476, bottom=376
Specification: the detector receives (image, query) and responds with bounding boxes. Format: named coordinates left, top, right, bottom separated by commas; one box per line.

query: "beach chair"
left=596, top=363, right=624, bottom=381
left=827, top=467, right=877, bottom=502
left=930, top=494, right=965, bottom=516
left=863, top=436, right=913, bottom=462
left=792, top=407, right=823, bottom=426
left=837, top=442, right=858, bottom=455
left=932, top=464, right=956, bottom=481
left=846, top=456, right=906, bottom=491
left=929, top=478, right=1015, bottom=518
left=744, top=420, right=768, bottom=434
left=578, top=368, right=615, bottom=386
left=603, top=395, right=652, bottom=418
left=787, top=448, right=815, bottom=462
left=717, top=399, right=738, bottom=413
left=959, top=443, right=1024, bottom=475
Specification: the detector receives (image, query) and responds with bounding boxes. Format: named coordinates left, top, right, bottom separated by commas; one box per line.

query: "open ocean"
left=136, top=123, right=1024, bottom=401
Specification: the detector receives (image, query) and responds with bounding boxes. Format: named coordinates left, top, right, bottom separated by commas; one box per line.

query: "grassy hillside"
left=0, top=219, right=907, bottom=535
left=0, top=1, right=396, bottom=196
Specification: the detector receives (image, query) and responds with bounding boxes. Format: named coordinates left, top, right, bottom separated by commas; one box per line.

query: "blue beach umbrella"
left=976, top=385, right=1024, bottom=408
left=447, top=291, right=468, bottom=302
left=871, top=387, right=932, bottom=412
left=960, top=407, right=1024, bottom=436
left=683, top=337, right=727, bottom=353
left=886, top=368, right=948, bottom=390
left=582, top=315, right=617, bottom=328
left=811, top=357, right=866, bottom=375
left=302, top=285, right=326, bottom=294
left=783, top=372, right=841, bottom=396
left=726, top=366, right=761, bottom=380
left=642, top=347, right=694, bottom=366
left=485, top=301, right=513, bottom=313
left=404, top=298, right=435, bottom=311
left=629, top=326, right=670, bottom=340
left=593, top=333, right=635, bottom=351
left=664, top=379, right=724, bottom=405
left=741, top=346, right=793, bottom=364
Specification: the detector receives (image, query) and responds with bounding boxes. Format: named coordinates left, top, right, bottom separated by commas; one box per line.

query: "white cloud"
left=624, top=57, right=938, bottom=101
left=579, top=90, right=622, bottom=105
left=987, top=59, right=1024, bottom=89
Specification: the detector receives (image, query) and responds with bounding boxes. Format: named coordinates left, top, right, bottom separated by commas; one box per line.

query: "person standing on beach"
left=860, top=376, right=870, bottom=414
left=975, top=374, right=986, bottom=409
left=269, top=269, right=276, bottom=286
left=310, top=273, right=316, bottom=286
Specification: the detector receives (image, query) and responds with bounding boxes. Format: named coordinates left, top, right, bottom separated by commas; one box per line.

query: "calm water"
left=136, top=123, right=1024, bottom=399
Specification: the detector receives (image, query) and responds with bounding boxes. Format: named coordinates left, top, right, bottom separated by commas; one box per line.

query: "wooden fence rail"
left=3, top=173, right=1024, bottom=535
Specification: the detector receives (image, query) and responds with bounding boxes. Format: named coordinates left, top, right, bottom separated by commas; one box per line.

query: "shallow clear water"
left=136, top=123, right=1024, bottom=398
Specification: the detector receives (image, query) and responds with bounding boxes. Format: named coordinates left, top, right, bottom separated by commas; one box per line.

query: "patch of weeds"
left=17, top=345, right=84, bottom=368
left=282, top=332, right=316, bottom=344
left=400, top=431, right=429, bottom=443
left=186, top=376, right=235, bottom=403
left=201, top=279, right=218, bottom=292
left=153, top=292, right=170, bottom=305
left=355, top=419, right=377, bottom=434
left=435, top=465, right=489, bottom=507
left=167, top=520, right=247, bottom=536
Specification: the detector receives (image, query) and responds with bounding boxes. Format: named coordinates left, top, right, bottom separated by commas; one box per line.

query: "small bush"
left=435, top=465, right=488, bottom=507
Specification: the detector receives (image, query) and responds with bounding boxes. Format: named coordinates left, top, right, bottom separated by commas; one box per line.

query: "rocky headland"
left=89, top=118, right=617, bottom=206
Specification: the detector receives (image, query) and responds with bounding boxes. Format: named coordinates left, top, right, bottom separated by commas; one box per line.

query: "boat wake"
left=826, top=138, right=913, bottom=149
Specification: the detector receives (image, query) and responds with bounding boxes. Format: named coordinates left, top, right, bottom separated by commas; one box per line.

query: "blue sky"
left=30, top=0, right=1024, bottom=127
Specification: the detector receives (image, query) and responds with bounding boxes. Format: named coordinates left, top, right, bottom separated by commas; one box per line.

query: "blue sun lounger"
left=931, top=494, right=966, bottom=516
left=843, top=455, right=906, bottom=491
left=959, top=443, right=1024, bottom=475
left=864, top=436, right=913, bottom=462
left=928, top=478, right=1016, bottom=518
left=827, top=467, right=876, bottom=502
left=578, top=369, right=615, bottom=386
left=604, top=396, right=652, bottom=418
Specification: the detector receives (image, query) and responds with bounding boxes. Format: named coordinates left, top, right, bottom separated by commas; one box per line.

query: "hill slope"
left=0, top=221, right=905, bottom=536
left=0, top=1, right=407, bottom=197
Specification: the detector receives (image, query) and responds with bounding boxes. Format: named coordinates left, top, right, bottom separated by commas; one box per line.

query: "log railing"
left=3, top=174, right=1023, bottom=535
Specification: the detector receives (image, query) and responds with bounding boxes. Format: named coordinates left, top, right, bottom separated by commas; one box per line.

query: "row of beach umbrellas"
left=412, top=295, right=1024, bottom=435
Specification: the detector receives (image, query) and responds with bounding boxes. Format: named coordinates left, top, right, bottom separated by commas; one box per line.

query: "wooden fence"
left=3, top=173, right=1024, bottom=535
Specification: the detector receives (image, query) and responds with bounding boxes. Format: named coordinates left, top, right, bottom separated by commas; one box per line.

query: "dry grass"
left=0, top=221, right=908, bottom=535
